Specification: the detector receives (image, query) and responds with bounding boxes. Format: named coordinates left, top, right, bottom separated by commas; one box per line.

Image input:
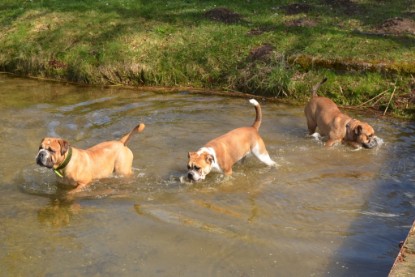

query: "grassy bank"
left=0, top=0, right=414, bottom=118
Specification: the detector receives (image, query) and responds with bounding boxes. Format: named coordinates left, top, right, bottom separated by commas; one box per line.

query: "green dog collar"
left=53, top=147, right=72, bottom=178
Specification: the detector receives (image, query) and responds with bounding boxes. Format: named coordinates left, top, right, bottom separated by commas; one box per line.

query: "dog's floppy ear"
left=205, top=154, right=214, bottom=164
left=355, top=125, right=363, bottom=136
left=58, top=139, right=70, bottom=155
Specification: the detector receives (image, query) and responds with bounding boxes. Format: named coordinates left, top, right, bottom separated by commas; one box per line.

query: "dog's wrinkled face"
left=352, top=123, right=377, bottom=149
left=187, top=151, right=214, bottom=182
left=36, top=138, right=69, bottom=168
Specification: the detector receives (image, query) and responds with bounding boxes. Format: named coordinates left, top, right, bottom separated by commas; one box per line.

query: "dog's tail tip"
left=249, top=99, right=259, bottom=106
left=136, top=123, right=145, bottom=132
left=120, top=123, right=145, bottom=145
left=249, top=99, right=262, bottom=130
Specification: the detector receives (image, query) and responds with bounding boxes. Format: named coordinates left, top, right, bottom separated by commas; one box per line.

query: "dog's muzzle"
left=187, top=171, right=194, bottom=180
left=36, top=149, right=53, bottom=168
left=187, top=170, right=204, bottom=182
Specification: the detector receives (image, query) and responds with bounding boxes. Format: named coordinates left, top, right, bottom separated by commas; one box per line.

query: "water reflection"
left=37, top=198, right=81, bottom=228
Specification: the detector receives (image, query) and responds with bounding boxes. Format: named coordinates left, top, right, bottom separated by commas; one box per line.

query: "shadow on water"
left=326, top=120, right=415, bottom=276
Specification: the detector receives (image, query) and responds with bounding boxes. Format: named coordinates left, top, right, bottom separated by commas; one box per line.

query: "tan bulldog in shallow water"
left=187, top=99, right=277, bottom=182
left=304, top=78, right=378, bottom=149
left=36, top=123, right=145, bottom=193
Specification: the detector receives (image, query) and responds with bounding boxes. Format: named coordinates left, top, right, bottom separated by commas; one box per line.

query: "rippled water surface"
left=0, top=74, right=414, bottom=276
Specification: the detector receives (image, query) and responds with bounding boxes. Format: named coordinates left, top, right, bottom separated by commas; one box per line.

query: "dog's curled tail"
left=312, top=77, right=328, bottom=97
left=249, top=99, right=262, bottom=131
left=119, top=123, right=145, bottom=145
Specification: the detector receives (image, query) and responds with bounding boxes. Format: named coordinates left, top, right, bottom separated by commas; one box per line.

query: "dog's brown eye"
left=194, top=166, right=201, bottom=171
left=48, top=147, right=55, bottom=153
left=187, top=165, right=191, bottom=169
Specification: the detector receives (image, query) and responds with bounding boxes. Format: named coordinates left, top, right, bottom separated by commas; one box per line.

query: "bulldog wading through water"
left=36, top=123, right=145, bottom=193
left=187, top=99, right=277, bottom=182
left=304, top=78, right=378, bottom=149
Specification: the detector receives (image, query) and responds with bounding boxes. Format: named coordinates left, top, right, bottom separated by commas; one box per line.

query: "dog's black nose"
left=36, top=155, right=43, bottom=165
left=36, top=151, right=45, bottom=162
left=36, top=150, right=47, bottom=166
left=187, top=172, right=194, bottom=180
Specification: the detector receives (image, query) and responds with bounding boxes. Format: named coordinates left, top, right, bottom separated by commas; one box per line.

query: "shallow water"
left=0, top=74, right=414, bottom=276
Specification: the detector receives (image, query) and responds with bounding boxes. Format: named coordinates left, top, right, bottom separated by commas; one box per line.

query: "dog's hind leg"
left=252, top=140, right=277, bottom=167
left=306, top=117, right=317, bottom=135
left=114, top=147, right=134, bottom=176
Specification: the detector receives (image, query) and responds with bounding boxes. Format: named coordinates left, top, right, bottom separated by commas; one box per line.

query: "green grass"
left=0, top=0, right=414, bottom=118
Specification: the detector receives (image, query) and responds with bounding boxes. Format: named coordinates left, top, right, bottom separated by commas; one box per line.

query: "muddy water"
left=0, top=74, right=414, bottom=276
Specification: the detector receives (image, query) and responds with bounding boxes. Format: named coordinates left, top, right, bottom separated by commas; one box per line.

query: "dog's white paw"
left=309, top=132, right=323, bottom=140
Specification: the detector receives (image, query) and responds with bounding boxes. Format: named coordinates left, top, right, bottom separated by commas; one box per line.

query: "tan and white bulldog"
left=187, top=99, right=276, bottom=182
left=36, top=123, right=145, bottom=193
left=304, top=78, right=377, bottom=148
